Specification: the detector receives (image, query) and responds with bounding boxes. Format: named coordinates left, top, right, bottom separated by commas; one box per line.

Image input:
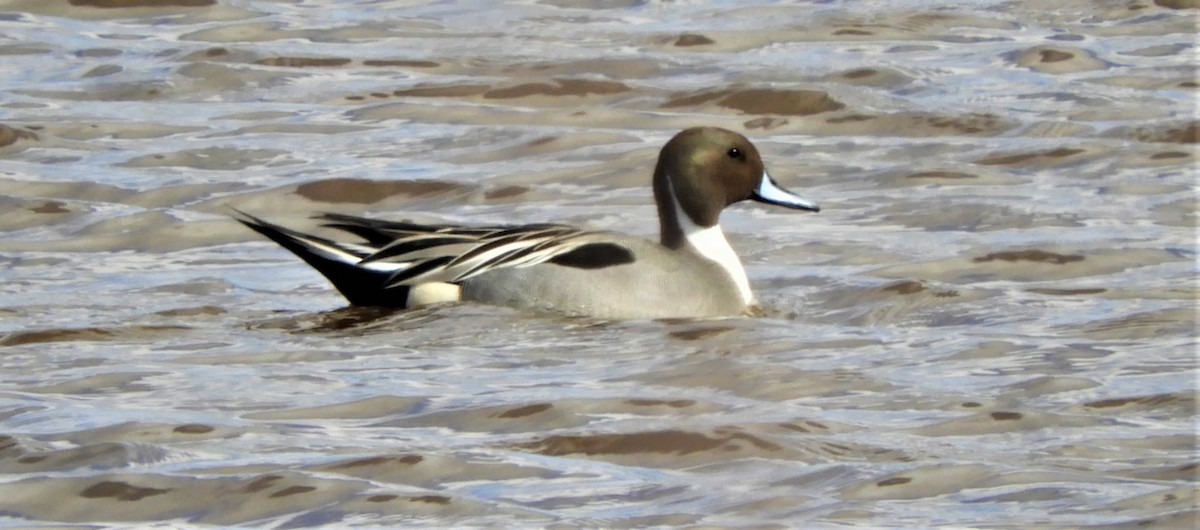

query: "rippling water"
left=0, top=0, right=1196, bottom=528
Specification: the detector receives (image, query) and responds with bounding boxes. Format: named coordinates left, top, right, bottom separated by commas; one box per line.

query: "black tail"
left=230, top=209, right=410, bottom=307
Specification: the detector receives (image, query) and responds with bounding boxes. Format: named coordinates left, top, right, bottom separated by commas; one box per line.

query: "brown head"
left=652, top=127, right=819, bottom=249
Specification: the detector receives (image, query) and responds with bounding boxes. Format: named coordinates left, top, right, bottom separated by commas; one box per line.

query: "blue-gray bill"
left=752, top=172, right=820, bottom=212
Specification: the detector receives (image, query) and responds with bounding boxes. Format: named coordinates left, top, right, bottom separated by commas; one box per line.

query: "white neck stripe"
left=668, top=179, right=753, bottom=305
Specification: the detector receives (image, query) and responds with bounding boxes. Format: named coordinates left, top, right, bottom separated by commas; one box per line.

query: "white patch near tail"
left=406, top=282, right=462, bottom=307
left=358, top=260, right=411, bottom=273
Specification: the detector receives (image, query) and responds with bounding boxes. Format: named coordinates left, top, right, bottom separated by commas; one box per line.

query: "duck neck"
left=654, top=167, right=686, bottom=250
left=657, top=173, right=753, bottom=305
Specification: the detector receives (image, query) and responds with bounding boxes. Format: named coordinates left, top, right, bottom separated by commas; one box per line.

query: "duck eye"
left=727, top=147, right=742, bottom=159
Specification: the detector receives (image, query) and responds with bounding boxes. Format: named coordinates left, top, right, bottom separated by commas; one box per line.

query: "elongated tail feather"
left=230, top=209, right=410, bottom=307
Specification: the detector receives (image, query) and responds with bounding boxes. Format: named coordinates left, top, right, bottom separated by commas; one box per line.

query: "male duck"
left=233, top=127, right=819, bottom=319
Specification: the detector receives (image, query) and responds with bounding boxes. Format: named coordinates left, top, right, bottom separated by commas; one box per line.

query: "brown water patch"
left=483, top=185, right=529, bottom=200
left=70, top=0, right=214, bottom=7
left=1150, top=151, right=1189, bottom=159
left=662, top=88, right=844, bottom=116
left=1, top=327, right=113, bottom=346
left=631, top=358, right=898, bottom=401
left=880, top=247, right=1177, bottom=284
left=778, top=420, right=831, bottom=433
left=123, top=147, right=290, bottom=170
left=269, top=485, right=316, bottom=498
left=242, top=475, right=282, bottom=493
left=517, top=429, right=781, bottom=457
left=881, top=280, right=925, bottom=295
left=327, top=455, right=423, bottom=470
left=45, top=120, right=203, bottom=141
left=975, top=147, right=1084, bottom=165
left=24, top=371, right=163, bottom=395
left=496, top=403, right=553, bottom=419
left=973, top=250, right=1083, bottom=265
left=411, top=495, right=451, bottom=505
left=1011, top=46, right=1106, bottom=73
left=80, top=481, right=170, bottom=501
left=53, top=421, right=235, bottom=447
left=173, top=424, right=214, bottom=434
left=244, top=395, right=423, bottom=420
left=826, top=67, right=912, bottom=88
left=367, top=494, right=397, bottom=502
left=1028, top=287, right=1107, bottom=295
left=0, top=124, right=38, bottom=147
left=1040, top=49, right=1073, bottom=62
left=966, top=487, right=1075, bottom=504
left=719, top=89, right=844, bottom=116
left=921, top=114, right=1007, bottom=134
left=29, top=201, right=69, bottom=214
left=311, top=452, right=545, bottom=487
left=0, top=325, right=187, bottom=347
left=913, top=410, right=1097, bottom=437
left=904, top=171, right=976, bottom=180
left=73, top=47, right=117, bottom=57
left=1105, top=121, right=1199, bottom=144
left=826, top=114, right=875, bottom=124
left=877, top=477, right=912, bottom=487
left=1155, top=0, right=1199, bottom=8
left=674, top=34, right=714, bottom=46
left=821, top=112, right=1013, bottom=137
left=661, top=90, right=728, bottom=108
left=392, top=84, right=490, bottom=98
left=330, top=456, right=388, bottom=469
left=669, top=325, right=735, bottom=341
left=155, top=306, right=227, bottom=317
left=0, top=44, right=54, bottom=56
left=875, top=280, right=958, bottom=299
left=483, top=78, right=630, bottom=99
left=363, top=59, right=439, bottom=68
left=294, top=178, right=466, bottom=204
left=255, top=57, right=351, bottom=68
left=0, top=472, right=379, bottom=524
left=744, top=117, right=788, bottom=130
left=490, top=57, right=665, bottom=81
left=205, top=124, right=372, bottom=138
left=82, top=64, right=122, bottom=78
left=1083, top=393, right=1189, bottom=410
left=0, top=442, right=143, bottom=472
left=844, top=464, right=994, bottom=500
left=1123, top=464, right=1200, bottom=482
left=1120, top=43, right=1191, bottom=57
left=1151, top=123, right=1197, bottom=144
left=626, top=399, right=695, bottom=408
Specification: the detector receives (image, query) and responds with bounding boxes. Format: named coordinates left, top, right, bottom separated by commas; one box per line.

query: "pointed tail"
left=230, top=208, right=410, bottom=307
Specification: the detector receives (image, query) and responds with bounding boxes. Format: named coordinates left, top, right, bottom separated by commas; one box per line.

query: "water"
left=0, top=0, right=1195, bottom=528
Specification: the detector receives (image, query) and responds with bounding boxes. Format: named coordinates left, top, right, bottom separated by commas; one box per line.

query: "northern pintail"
left=232, top=127, right=819, bottom=319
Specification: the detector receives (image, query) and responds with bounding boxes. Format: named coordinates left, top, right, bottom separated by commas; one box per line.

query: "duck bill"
left=752, top=171, right=820, bottom=212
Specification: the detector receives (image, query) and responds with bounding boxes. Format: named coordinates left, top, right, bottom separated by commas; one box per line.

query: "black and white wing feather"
left=232, top=209, right=634, bottom=307
left=315, top=213, right=621, bottom=288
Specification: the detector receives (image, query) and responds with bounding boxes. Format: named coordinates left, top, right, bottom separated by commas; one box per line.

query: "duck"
left=232, top=127, right=819, bottom=319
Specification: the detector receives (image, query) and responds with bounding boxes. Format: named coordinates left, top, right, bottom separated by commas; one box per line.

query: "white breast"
left=671, top=192, right=754, bottom=305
